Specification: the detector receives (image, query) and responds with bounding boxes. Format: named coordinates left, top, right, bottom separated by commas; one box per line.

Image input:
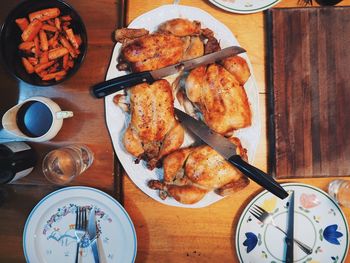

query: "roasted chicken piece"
left=158, top=18, right=201, bottom=37
left=182, top=57, right=252, bottom=136
left=120, top=33, right=185, bottom=72
left=115, top=18, right=220, bottom=72
left=148, top=137, right=249, bottom=204
left=115, top=79, right=184, bottom=170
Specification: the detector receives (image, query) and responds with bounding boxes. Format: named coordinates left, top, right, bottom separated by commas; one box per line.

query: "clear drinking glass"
left=42, top=144, right=94, bottom=185
left=328, top=179, right=350, bottom=208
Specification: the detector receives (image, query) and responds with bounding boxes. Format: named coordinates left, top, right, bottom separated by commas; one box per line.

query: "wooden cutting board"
left=266, top=7, right=350, bottom=179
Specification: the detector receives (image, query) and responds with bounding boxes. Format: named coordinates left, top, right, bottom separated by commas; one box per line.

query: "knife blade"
left=92, top=46, right=246, bottom=98
left=174, top=108, right=288, bottom=199
left=285, top=191, right=295, bottom=263
left=87, top=207, right=100, bottom=263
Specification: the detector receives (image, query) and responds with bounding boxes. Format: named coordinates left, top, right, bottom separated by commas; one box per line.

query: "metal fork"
left=75, top=206, right=87, bottom=263
left=249, top=204, right=313, bottom=255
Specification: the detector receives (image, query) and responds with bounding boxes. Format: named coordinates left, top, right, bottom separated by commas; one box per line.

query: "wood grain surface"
left=0, top=0, right=118, bottom=192
left=0, top=0, right=349, bottom=262
left=0, top=1, right=121, bottom=262
left=124, top=1, right=350, bottom=262
left=267, top=7, right=350, bottom=179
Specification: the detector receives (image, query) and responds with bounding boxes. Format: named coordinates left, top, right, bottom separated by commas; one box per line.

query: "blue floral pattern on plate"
left=236, top=183, right=349, bottom=263
left=323, top=224, right=344, bottom=245
left=243, top=232, right=258, bottom=253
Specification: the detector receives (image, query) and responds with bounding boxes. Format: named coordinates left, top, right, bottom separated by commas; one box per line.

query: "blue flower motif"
left=323, top=224, right=343, bottom=245
left=243, top=232, right=258, bottom=253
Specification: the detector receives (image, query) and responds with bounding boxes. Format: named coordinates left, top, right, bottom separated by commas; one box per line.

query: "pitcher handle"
left=56, top=111, right=74, bottom=119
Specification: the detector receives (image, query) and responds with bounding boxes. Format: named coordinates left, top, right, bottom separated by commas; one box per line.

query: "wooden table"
left=0, top=0, right=349, bottom=262
left=122, top=0, right=350, bottom=262
left=0, top=1, right=122, bottom=261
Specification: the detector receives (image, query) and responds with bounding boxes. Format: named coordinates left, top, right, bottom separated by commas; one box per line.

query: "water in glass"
left=42, top=144, right=93, bottom=185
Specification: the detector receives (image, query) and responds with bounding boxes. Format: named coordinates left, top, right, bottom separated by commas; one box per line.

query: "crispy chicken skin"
left=114, top=18, right=221, bottom=72
left=221, top=56, right=251, bottom=85
left=120, top=33, right=185, bottom=72
left=185, top=63, right=252, bottom=136
left=158, top=18, right=201, bottom=37
left=123, top=79, right=184, bottom=169
left=148, top=137, right=249, bottom=204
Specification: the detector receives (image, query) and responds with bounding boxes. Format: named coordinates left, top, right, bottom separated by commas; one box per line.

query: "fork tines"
left=76, top=206, right=87, bottom=230
left=249, top=204, right=263, bottom=218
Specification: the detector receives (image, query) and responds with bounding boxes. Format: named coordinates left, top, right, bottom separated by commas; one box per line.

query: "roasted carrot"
left=41, top=70, right=66, bottom=81
left=42, top=24, right=57, bottom=32
left=21, top=19, right=42, bottom=42
left=54, top=17, right=61, bottom=30
left=65, top=28, right=79, bottom=49
left=15, top=18, right=29, bottom=31
left=47, top=63, right=59, bottom=73
left=75, top=34, right=82, bottom=47
left=48, top=47, right=69, bottom=60
left=67, top=58, right=74, bottom=68
left=39, top=30, right=48, bottom=51
left=39, top=51, right=49, bottom=64
left=29, top=8, right=60, bottom=22
left=63, top=54, right=69, bottom=70
left=22, top=57, right=34, bottom=74
left=34, top=61, right=55, bottom=73
left=59, top=36, right=76, bottom=58
left=46, top=19, right=55, bottom=26
left=18, top=41, right=34, bottom=51
left=60, top=15, right=72, bottom=21
left=27, top=57, right=39, bottom=66
left=33, top=36, right=41, bottom=57
left=48, top=32, right=59, bottom=47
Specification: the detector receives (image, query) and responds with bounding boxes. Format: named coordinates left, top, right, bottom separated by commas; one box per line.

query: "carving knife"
left=285, top=191, right=295, bottom=263
left=92, top=46, right=246, bottom=98
left=87, top=207, right=100, bottom=263
left=174, top=108, right=288, bottom=199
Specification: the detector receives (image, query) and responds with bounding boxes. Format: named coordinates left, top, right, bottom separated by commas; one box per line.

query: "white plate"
left=209, top=0, right=280, bottom=14
left=23, top=187, right=137, bottom=263
left=105, top=4, right=261, bottom=208
left=236, top=183, right=349, bottom=263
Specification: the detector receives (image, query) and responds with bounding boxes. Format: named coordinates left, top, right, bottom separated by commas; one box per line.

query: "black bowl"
left=0, top=0, right=87, bottom=86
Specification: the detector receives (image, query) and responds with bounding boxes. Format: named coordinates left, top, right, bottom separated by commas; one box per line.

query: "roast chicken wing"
left=183, top=58, right=252, bottom=136
left=148, top=137, right=249, bottom=204
left=115, top=79, right=185, bottom=170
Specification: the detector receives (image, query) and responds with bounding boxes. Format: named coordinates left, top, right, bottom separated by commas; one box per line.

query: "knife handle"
left=285, top=237, right=294, bottom=263
left=228, top=155, right=288, bottom=199
left=92, top=71, right=154, bottom=98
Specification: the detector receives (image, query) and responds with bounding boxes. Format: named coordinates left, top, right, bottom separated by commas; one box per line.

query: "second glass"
left=42, top=144, right=94, bottom=185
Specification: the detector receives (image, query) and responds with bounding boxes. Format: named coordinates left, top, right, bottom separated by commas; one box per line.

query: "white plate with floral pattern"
left=23, top=187, right=137, bottom=263
left=104, top=4, right=261, bottom=208
left=209, top=0, right=280, bottom=14
left=236, top=183, right=349, bottom=263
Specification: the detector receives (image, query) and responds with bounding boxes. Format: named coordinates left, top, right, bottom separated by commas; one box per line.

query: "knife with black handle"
left=285, top=191, right=295, bottom=263
left=92, top=46, right=246, bottom=98
left=174, top=108, right=288, bottom=199
left=228, top=155, right=288, bottom=199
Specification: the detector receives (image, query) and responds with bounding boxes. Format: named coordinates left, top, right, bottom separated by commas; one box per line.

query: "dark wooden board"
left=266, top=7, right=350, bottom=179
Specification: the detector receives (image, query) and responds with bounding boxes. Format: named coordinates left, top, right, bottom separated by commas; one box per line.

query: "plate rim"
left=22, top=186, right=137, bottom=263
left=104, top=4, right=261, bottom=208
left=235, top=182, right=350, bottom=263
left=208, top=0, right=281, bottom=14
